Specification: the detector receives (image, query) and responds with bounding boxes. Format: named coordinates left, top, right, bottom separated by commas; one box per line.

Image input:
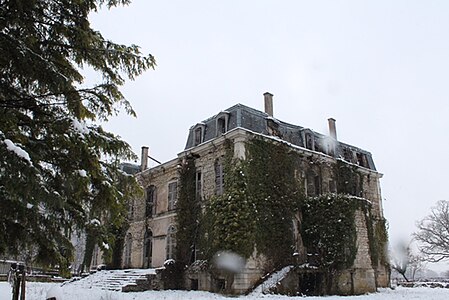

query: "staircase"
left=64, top=269, right=157, bottom=291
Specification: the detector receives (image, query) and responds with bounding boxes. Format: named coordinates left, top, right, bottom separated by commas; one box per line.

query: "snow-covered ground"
left=1, top=282, right=449, bottom=300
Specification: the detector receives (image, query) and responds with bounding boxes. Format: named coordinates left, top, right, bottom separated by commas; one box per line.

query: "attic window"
left=194, top=126, right=204, bottom=146
left=343, top=148, right=353, bottom=162
left=356, top=152, right=367, bottom=168
left=217, top=117, right=226, bottom=135
left=215, top=112, right=229, bottom=137
left=267, top=119, right=281, bottom=137
left=303, top=130, right=315, bottom=151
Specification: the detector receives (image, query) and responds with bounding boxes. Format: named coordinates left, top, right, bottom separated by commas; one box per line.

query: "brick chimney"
left=328, top=118, right=337, bottom=140
left=264, top=92, right=274, bottom=117
left=141, top=146, right=149, bottom=171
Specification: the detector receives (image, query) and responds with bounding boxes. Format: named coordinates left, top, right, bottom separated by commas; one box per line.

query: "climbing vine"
left=364, top=213, right=389, bottom=268
left=301, top=194, right=359, bottom=271
left=202, top=137, right=303, bottom=269
left=204, top=144, right=255, bottom=259
left=375, top=218, right=389, bottom=266
left=334, top=160, right=362, bottom=196
left=245, top=137, right=303, bottom=269
left=207, top=160, right=255, bottom=258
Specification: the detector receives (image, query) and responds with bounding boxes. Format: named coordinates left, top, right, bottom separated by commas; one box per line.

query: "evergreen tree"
left=0, top=0, right=154, bottom=267
left=175, top=157, right=200, bottom=264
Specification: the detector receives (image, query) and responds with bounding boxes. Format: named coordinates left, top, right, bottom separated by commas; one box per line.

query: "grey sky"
left=91, top=0, right=449, bottom=270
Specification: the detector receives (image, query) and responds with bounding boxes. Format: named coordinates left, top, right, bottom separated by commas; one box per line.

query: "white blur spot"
left=213, top=251, right=245, bottom=273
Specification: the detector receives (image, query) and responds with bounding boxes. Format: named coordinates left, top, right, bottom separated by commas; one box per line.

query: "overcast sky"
left=91, top=0, right=449, bottom=271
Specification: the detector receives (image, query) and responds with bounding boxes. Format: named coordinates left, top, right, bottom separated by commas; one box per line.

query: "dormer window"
left=215, top=112, right=229, bottom=137
left=343, top=148, right=354, bottom=163
left=356, top=152, right=368, bottom=168
left=217, top=118, right=226, bottom=135
left=267, top=118, right=281, bottom=137
left=194, top=128, right=202, bottom=145
left=193, top=124, right=205, bottom=146
left=302, top=129, right=315, bottom=151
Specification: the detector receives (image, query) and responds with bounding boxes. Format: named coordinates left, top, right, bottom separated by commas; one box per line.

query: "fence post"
left=20, top=264, right=26, bottom=300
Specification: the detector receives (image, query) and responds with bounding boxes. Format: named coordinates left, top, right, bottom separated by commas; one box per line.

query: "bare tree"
left=414, top=200, right=449, bottom=262
left=391, top=242, right=410, bottom=282
left=408, top=253, right=426, bottom=281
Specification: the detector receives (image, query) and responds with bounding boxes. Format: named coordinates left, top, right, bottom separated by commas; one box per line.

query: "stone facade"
left=123, top=98, right=389, bottom=295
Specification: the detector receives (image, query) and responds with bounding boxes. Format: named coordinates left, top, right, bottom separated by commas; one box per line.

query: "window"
left=329, top=180, right=337, bottom=193
left=146, top=185, right=157, bottom=217
left=127, top=199, right=134, bottom=220
left=190, top=244, right=198, bottom=263
left=166, top=225, right=177, bottom=260
left=194, top=127, right=203, bottom=146
left=343, top=148, right=353, bottom=162
left=196, top=171, right=202, bottom=201
left=267, top=119, right=281, bottom=137
left=314, top=176, right=321, bottom=195
left=305, top=133, right=314, bottom=150
left=124, top=233, right=132, bottom=268
left=306, top=172, right=321, bottom=196
left=215, top=160, right=224, bottom=195
left=215, top=112, right=229, bottom=137
left=217, top=117, right=226, bottom=135
left=356, top=152, right=367, bottom=168
left=168, top=181, right=178, bottom=211
left=143, top=230, right=153, bottom=268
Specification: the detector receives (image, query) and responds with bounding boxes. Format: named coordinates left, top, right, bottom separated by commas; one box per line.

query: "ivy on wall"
left=200, top=140, right=254, bottom=260
left=301, top=194, right=359, bottom=271
left=245, top=138, right=303, bottom=269
left=204, top=149, right=255, bottom=259
left=375, top=218, right=389, bottom=266
left=364, top=209, right=389, bottom=269
left=202, top=138, right=303, bottom=269
left=334, top=159, right=362, bottom=196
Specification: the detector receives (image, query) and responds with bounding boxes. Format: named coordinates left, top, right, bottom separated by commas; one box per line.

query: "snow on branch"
left=3, top=139, right=32, bottom=163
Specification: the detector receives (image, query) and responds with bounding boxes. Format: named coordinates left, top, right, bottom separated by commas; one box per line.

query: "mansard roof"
left=184, top=103, right=377, bottom=171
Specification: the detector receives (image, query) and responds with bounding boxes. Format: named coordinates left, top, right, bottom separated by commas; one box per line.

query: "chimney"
left=328, top=118, right=337, bottom=140
left=264, top=92, right=274, bottom=117
left=141, top=146, right=149, bottom=171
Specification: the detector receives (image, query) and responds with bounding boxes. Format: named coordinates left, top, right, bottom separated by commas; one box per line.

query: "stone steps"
left=64, top=269, right=156, bottom=291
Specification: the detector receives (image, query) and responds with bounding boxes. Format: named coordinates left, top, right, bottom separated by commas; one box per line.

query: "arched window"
left=124, top=233, right=132, bottom=268
left=143, top=229, right=153, bottom=268
left=146, top=185, right=157, bottom=217
left=215, top=112, right=229, bottom=136
left=193, top=124, right=205, bottom=146
left=166, top=225, right=177, bottom=260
